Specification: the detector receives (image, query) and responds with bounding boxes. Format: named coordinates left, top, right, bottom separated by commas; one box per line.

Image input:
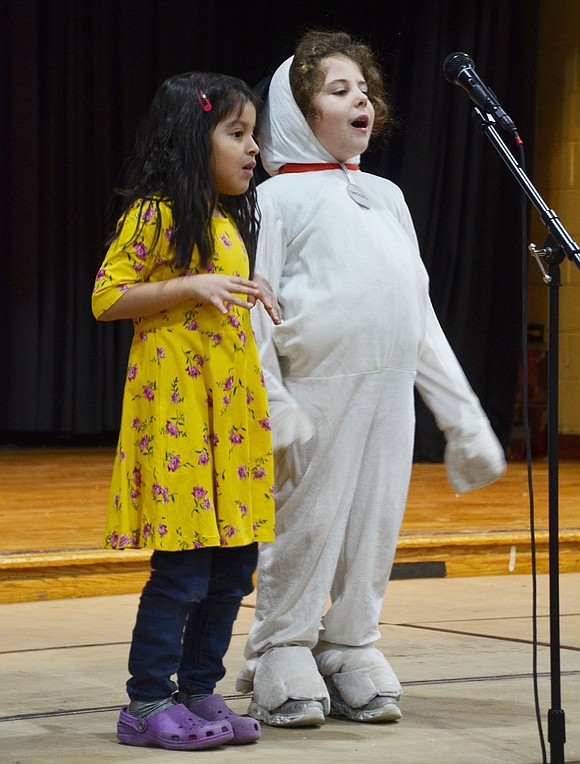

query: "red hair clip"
left=197, top=90, right=212, bottom=112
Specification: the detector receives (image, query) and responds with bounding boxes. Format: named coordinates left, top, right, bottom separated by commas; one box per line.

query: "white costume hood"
left=259, top=56, right=360, bottom=174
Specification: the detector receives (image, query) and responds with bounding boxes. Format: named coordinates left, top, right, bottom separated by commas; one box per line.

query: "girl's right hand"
left=186, top=273, right=260, bottom=315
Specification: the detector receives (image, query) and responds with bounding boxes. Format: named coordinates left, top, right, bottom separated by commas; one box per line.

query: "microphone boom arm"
left=471, top=105, right=580, bottom=268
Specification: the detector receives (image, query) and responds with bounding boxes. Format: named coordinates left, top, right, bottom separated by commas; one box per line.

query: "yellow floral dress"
left=92, top=199, right=275, bottom=551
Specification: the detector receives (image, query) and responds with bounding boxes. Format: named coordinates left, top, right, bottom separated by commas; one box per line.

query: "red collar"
left=278, top=162, right=360, bottom=173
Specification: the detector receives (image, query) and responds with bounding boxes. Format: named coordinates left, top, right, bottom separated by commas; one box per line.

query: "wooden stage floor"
left=1, top=447, right=579, bottom=602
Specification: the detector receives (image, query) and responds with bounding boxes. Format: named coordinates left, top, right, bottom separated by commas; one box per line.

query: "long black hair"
left=106, top=72, right=261, bottom=272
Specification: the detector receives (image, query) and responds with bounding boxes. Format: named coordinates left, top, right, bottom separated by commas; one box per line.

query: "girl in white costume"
left=236, top=31, right=506, bottom=727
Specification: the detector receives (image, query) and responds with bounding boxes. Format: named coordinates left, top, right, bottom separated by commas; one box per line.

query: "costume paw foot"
left=326, top=677, right=401, bottom=723
left=248, top=698, right=325, bottom=727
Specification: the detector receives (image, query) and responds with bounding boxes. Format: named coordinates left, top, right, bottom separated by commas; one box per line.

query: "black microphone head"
left=444, top=52, right=474, bottom=83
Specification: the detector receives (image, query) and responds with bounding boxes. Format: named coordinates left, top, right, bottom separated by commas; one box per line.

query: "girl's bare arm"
left=97, top=273, right=261, bottom=321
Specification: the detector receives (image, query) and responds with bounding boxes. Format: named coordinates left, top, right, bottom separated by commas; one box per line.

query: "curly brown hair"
left=289, top=29, right=390, bottom=137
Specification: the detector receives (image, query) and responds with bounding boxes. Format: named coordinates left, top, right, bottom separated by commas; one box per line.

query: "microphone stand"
left=470, top=105, right=580, bottom=764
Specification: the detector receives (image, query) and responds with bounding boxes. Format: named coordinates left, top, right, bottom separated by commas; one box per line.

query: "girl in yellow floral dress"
left=92, top=72, right=279, bottom=751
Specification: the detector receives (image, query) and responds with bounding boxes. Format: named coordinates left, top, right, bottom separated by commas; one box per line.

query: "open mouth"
left=351, top=115, right=369, bottom=129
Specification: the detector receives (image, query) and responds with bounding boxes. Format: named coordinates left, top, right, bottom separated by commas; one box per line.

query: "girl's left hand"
left=251, top=274, right=282, bottom=325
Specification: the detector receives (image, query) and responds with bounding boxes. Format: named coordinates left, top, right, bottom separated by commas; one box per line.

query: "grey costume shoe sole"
left=248, top=699, right=325, bottom=727
left=329, top=692, right=402, bottom=723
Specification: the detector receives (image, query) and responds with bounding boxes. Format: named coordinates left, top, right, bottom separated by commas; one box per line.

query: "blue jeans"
left=126, top=543, right=258, bottom=702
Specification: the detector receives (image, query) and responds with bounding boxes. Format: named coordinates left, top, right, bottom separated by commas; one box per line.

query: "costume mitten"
left=270, top=400, right=314, bottom=451
left=444, top=416, right=506, bottom=493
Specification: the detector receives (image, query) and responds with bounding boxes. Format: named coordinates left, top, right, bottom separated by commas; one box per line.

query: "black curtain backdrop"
left=2, top=0, right=539, bottom=458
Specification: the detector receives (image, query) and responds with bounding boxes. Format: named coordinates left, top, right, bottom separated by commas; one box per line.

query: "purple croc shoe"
left=189, top=694, right=261, bottom=744
left=117, top=702, right=234, bottom=750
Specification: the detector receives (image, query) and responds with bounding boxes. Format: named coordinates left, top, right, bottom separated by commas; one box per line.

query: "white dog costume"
left=236, top=57, right=506, bottom=725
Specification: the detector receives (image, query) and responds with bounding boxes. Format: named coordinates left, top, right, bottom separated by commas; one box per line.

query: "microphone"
left=444, top=52, right=520, bottom=139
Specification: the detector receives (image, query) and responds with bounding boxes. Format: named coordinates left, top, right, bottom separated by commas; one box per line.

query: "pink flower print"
left=211, top=333, right=222, bottom=345
left=206, top=262, right=216, bottom=273
left=158, top=523, right=168, bottom=538
left=222, top=395, right=231, bottom=407
left=166, top=421, right=180, bottom=438
left=139, top=435, right=150, bottom=452
left=224, top=525, right=237, bottom=539
left=165, top=226, right=173, bottom=241
left=227, top=314, right=241, bottom=329
left=170, top=390, right=179, bottom=403
left=206, top=395, right=214, bottom=408
left=220, top=234, right=233, bottom=248
left=130, top=488, right=140, bottom=500
left=193, top=541, right=203, bottom=549
left=130, top=417, right=141, bottom=430
left=260, top=371, right=265, bottom=386
left=157, top=346, right=166, bottom=359
left=259, top=418, right=271, bottom=431
left=133, top=467, right=142, bottom=487
left=143, top=523, right=152, bottom=539
left=143, top=385, right=154, bottom=401
left=109, top=531, right=119, bottom=548
left=246, top=391, right=254, bottom=405
left=238, top=331, right=247, bottom=346
left=133, top=241, right=148, bottom=260
left=127, top=364, right=138, bottom=381
left=139, top=332, right=148, bottom=341
left=119, top=448, right=126, bottom=462
left=224, top=375, right=234, bottom=392
left=186, top=365, right=201, bottom=378
left=253, top=467, right=266, bottom=480
left=132, top=262, right=144, bottom=274
left=240, top=503, right=248, bottom=516
left=229, top=432, right=243, bottom=445
left=186, top=320, right=199, bottom=331
left=96, top=267, right=106, bottom=279
left=113, top=495, right=120, bottom=510
left=119, top=284, right=130, bottom=294
left=198, top=451, right=209, bottom=465
left=142, top=204, right=156, bottom=222
left=118, top=534, right=131, bottom=550
left=152, top=483, right=169, bottom=504
left=167, top=454, right=181, bottom=472
left=192, top=485, right=208, bottom=499
left=212, top=433, right=219, bottom=446
left=237, top=465, right=248, bottom=479
left=203, top=498, right=211, bottom=510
